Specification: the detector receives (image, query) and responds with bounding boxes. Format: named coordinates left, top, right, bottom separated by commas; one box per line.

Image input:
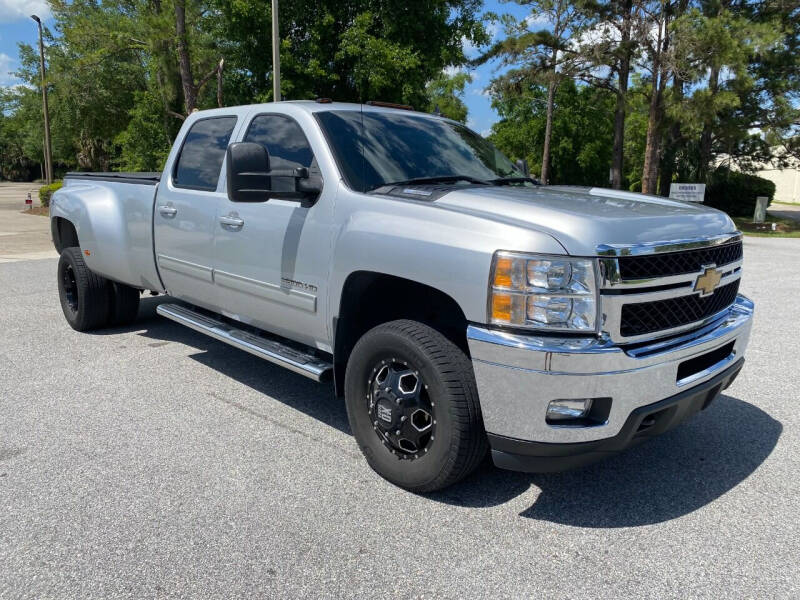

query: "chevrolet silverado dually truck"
left=50, top=101, right=753, bottom=492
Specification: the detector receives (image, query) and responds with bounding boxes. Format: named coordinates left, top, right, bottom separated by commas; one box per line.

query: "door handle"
left=158, top=205, right=177, bottom=217
left=219, top=215, right=245, bottom=229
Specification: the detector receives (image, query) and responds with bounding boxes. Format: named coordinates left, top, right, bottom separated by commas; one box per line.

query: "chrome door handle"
left=219, top=215, right=244, bottom=229
left=158, top=205, right=177, bottom=217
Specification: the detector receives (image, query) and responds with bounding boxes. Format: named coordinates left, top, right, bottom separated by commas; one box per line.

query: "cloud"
left=0, top=0, right=50, bottom=23
left=486, top=21, right=502, bottom=40
left=462, top=16, right=504, bottom=59
left=521, top=14, right=551, bottom=30
left=0, top=52, right=18, bottom=86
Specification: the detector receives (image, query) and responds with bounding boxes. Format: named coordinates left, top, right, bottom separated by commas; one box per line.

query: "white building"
left=716, top=151, right=800, bottom=205
left=754, top=159, right=800, bottom=204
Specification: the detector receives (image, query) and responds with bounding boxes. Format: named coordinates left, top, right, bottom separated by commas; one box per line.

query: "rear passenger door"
left=154, top=115, right=237, bottom=311
left=213, top=112, right=333, bottom=348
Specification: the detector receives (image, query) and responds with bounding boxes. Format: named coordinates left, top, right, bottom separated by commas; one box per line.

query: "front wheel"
left=344, top=320, right=487, bottom=492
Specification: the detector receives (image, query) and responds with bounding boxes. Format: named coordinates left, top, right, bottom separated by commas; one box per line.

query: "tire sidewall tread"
left=345, top=319, right=487, bottom=492
left=57, top=247, right=111, bottom=331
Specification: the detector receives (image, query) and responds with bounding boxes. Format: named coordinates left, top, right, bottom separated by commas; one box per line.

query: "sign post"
left=669, top=183, right=706, bottom=203
left=25, top=192, right=33, bottom=210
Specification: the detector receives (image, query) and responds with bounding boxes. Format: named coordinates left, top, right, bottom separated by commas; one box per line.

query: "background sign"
left=669, top=183, right=706, bottom=203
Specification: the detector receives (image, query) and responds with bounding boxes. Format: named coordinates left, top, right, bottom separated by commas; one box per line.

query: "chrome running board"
left=156, top=303, right=332, bottom=382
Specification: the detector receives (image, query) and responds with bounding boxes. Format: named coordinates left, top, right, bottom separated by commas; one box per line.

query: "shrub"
left=38, top=182, right=63, bottom=208
left=705, top=168, right=776, bottom=217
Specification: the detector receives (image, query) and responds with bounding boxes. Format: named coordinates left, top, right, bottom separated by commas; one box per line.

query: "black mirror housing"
left=226, top=141, right=323, bottom=204
left=227, top=142, right=271, bottom=203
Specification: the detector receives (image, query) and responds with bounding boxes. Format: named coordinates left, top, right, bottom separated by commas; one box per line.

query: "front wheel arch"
left=333, top=271, right=470, bottom=397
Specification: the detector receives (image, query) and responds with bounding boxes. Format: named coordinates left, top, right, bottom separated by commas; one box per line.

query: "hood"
left=432, top=185, right=736, bottom=256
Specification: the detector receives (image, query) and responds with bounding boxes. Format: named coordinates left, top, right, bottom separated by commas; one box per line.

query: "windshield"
left=315, top=110, right=523, bottom=193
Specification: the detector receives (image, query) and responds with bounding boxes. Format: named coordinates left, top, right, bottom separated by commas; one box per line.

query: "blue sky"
left=0, top=0, right=533, bottom=134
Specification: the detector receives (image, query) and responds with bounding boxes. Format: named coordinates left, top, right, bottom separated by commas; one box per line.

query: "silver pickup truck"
left=50, top=101, right=753, bottom=491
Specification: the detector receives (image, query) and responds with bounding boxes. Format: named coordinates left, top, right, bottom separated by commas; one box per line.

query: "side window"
left=244, top=115, right=316, bottom=192
left=173, top=116, right=237, bottom=191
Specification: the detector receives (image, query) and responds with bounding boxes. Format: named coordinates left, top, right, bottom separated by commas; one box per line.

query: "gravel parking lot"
left=1, top=236, right=798, bottom=599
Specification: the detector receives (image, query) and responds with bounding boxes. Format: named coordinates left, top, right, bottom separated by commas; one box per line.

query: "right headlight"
left=488, top=251, right=599, bottom=332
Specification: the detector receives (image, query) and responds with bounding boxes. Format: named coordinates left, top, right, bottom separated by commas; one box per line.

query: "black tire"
left=344, top=319, right=487, bottom=492
left=109, top=281, right=140, bottom=327
left=57, top=247, right=111, bottom=332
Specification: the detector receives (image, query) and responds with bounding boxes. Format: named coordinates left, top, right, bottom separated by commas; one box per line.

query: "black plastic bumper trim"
left=488, top=357, right=744, bottom=473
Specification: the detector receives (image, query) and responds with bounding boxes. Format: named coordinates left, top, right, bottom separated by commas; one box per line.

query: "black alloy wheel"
left=367, top=358, right=435, bottom=459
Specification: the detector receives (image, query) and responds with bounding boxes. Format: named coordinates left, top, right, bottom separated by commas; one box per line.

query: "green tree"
left=478, top=0, right=595, bottom=183
left=425, top=70, right=473, bottom=122
left=211, top=0, right=488, bottom=107
left=115, top=91, right=175, bottom=171
left=574, top=0, right=647, bottom=189
left=489, top=79, right=616, bottom=185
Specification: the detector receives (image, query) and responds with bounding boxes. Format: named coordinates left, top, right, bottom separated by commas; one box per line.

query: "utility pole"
left=271, top=0, right=280, bottom=102
left=31, top=15, right=53, bottom=185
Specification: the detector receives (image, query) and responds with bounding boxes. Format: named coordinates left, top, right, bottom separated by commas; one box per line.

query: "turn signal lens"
left=493, top=256, right=525, bottom=289
left=493, top=257, right=513, bottom=288
left=491, top=293, right=511, bottom=321
left=491, top=292, right=526, bottom=323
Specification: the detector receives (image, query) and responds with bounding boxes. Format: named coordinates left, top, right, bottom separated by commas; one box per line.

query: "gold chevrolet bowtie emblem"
left=694, top=266, right=722, bottom=297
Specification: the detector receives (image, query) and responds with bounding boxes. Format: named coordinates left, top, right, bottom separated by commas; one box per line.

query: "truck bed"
left=54, top=172, right=164, bottom=292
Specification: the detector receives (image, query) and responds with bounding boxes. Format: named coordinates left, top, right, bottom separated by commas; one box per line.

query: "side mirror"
left=515, top=158, right=530, bottom=177
left=227, top=142, right=271, bottom=203
left=226, top=142, right=324, bottom=204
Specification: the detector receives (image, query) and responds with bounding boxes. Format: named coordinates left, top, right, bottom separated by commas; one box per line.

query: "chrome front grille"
left=617, top=241, right=743, bottom=280
left=598, top=233, right=744, bottom=343
left=619, top=279, right=740, bottom=337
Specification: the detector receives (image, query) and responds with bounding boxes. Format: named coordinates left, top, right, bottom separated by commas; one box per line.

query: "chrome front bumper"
left=467, top=294, right=753, bottom=446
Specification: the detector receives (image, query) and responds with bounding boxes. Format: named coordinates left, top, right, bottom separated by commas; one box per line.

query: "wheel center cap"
left=374, top=397, right=396, bottom=428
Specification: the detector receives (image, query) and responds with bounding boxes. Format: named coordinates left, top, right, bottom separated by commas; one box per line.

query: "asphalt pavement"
left=1, top=236, right=798, bottom=598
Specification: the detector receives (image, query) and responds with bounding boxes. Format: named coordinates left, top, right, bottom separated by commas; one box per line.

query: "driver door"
left=213, top=112, right=334, bottom=349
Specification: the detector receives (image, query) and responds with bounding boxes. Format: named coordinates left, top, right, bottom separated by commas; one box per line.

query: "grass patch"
left=733, top=216, right=800, bottom=238
left=21, top=206, right=49, bottom=217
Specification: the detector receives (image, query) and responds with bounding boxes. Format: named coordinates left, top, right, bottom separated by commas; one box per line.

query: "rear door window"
left=173, top=116, right=237, bottom=191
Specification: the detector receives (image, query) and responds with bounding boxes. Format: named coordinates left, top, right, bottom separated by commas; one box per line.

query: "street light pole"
left=31, top=15, right=53, bottom=185
left=271, top=0, right=280, bottom=102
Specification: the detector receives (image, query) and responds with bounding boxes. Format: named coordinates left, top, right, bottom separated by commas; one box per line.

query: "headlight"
left=489, top=252, right=598, bottom=331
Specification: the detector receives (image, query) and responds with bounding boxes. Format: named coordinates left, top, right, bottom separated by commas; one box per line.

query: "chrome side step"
left=156, top=303, right=332, bottom=382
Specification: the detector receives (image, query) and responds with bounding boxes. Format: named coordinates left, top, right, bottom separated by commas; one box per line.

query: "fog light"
left=546, top=398, right=593, bottom=421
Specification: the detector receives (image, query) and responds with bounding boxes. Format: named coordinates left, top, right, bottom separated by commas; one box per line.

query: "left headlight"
left=488, top=251, right=598, bottom=332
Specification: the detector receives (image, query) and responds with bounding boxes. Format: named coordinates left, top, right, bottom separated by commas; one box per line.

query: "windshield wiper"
left=378, top=175, right=491, bottom=188
left=488, top=176, right=540, bottom=186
